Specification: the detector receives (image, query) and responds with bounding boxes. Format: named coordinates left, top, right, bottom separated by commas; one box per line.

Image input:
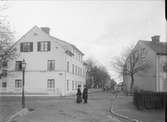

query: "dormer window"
left=20, top=42, right=33, bottom=52
left=37, top=41, right=51, bottom=52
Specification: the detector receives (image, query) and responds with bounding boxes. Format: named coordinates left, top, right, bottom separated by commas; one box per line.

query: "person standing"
left=76, top=85, right=82, bottom=103
left=83, top=85, right=88, bottom=104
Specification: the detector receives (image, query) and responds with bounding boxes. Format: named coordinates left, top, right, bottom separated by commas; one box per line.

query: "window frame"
left=72, top=64, right=74, bottom=74
left=47, top=60, right=55, bottom=71
left=47, top=79, right=55, bottom=89
left=20, top=42, right=33, bottom=52
left=15, top=61, right=22, bottom=71
left=67, top=61, right=69, bottom=72
left=72, top=81, right=75, bottom=90
left=2, top=82, right=7, bottom=88
left=67, top=80, right=69, bottom=91
left=37, top=41, right=51, bottom=52
left=15, top=79, right=22, bottom=88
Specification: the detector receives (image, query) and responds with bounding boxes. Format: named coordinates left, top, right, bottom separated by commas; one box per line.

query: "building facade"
left=124, top=35, right=167, bottom=92
left=0, top=26, right=86, bottom=96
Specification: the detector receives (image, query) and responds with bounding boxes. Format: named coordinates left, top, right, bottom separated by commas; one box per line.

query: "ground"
left=0, top=90, right=120, bottom=122
left=0, top=90, right=165, bottom=122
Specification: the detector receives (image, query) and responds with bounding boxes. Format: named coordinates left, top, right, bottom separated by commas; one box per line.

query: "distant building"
left=124, top=35, right=167, bottom=92
left=0, top=26, right=86, bottom=96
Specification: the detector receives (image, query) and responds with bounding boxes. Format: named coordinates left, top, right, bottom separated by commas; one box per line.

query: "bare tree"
left=0, top=3, right=16, bottom=78
left=112, top=46, right=150, bottom=92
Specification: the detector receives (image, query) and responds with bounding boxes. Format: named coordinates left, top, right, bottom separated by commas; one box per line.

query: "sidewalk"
left=111, top=95, right=165, bottom=122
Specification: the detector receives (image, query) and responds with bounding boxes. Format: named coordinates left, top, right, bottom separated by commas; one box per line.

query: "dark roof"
left=141, top=40, right=167, bottom=55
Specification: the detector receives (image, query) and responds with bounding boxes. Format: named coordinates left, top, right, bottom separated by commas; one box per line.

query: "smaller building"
left=124, top=35, right=167, bottom=92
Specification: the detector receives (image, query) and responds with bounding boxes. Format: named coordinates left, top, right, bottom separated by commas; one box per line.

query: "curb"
left=109, top=105, right=142, bottom=122
left=6, top=108, right=29, bottom=122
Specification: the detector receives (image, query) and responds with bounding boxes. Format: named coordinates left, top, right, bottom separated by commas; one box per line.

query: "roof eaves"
left=50, top=35, right=84, bottom=55
left=10, top=25, right=39, bottom=49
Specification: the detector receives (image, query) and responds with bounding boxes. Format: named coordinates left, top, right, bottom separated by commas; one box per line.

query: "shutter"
left=20, top=43, right=23, bottom=52
left=37, top=42, right=40, bottom=51
left=30, top=42, right=33, bottom=52
left=48, top=41, right=51, bottom=51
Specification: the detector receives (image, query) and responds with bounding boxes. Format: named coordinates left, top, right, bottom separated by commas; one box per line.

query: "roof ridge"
left=141, top=40, right=167, bottom=54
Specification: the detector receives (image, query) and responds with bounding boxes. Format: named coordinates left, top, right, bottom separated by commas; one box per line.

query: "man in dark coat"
left=76, top=85, right=82, bottom=103
left=83, top=85, right=88, bottom=104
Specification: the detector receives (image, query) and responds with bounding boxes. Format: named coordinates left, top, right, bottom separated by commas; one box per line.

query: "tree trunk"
left=130, top=74, right=134, bottom=92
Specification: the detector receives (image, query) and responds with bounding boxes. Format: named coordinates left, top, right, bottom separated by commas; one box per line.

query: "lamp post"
left=22, top=59, right=26, bottom=108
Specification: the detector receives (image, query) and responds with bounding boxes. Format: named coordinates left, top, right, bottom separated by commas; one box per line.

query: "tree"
left=112, top=46, right=150, bottom=92
left=110, top=79, right=117, bottom=90
left=85, top=58, right=111, bottom=89
left=85, top=59, right=96, bottom=88
left=0, top=3, right=16, bottom=78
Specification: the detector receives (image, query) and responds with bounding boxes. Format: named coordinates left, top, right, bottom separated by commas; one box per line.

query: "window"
left=72, top=81, right=75, bottom=90
left=2, top=70, right=7, bottom=77
left=72, top=64, right=74, bottom=74
left=79, top=67, right=81, bottom=76
left=47, top=79, right=55, bottom=88
left=2, top=82, right=7, bottom=88
left=37, top=41, right=51, bottom=51
left=67, top=80, right=69, bottom=91
left=15, top=61, right=22, bottom=71
left=2, top=61, right=8, bottom=67
left=75, top=81, right=77, bottom=89
left=20, top=42, right=33, bottom=52
left=75, top=65, right=77, bottom=75
left=15, top=80, right=22, bottom=88
left=67, top=61, right=69, bottom=72
left=48, top=60, right=55, bottom=71
left=78, top=81, right=81, bottom=88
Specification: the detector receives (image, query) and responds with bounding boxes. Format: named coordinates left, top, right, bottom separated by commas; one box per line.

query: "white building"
left=0, top=26, right=86, bottom=96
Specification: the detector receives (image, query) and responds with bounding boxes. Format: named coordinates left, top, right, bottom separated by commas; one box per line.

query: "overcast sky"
left=1, top=0, right=166, bottom=82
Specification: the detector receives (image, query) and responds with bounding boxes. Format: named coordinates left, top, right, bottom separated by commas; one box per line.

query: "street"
left=2, top=91, right=120, bottom=122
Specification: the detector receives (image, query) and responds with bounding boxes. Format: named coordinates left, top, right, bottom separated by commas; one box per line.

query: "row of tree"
left=85, top=59, right=116, bottom=90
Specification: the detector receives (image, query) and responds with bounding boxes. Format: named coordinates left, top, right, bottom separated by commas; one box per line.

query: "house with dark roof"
left=0, top=26, right=86, bottom=96
left=124, top=35, right=167, bottom=92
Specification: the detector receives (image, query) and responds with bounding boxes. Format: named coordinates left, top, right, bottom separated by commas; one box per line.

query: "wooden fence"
left=133, top=90, right=167, bottom=109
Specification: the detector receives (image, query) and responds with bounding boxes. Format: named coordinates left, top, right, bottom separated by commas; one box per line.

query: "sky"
left=0, top=0, right=166, bottom=82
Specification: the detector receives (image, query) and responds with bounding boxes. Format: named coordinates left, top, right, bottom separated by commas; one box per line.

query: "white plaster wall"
left=0, top=26, right=67, bottom=95
left=0, top=26, right=86, bottom=96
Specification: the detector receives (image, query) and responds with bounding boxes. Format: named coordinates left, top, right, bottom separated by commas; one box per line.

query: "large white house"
left=0, top=26, right=86, bottom=96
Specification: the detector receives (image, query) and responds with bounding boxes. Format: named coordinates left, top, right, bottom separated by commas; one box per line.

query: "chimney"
left=40, top=27, right=50, bottom=35
left=151, top=35, right=160, bottom=44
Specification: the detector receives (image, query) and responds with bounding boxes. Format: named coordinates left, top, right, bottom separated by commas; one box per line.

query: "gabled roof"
left=11, top=26, right=84, bottom=56
left=140, top=40, right=167, bottom=55
left=38, top=27, right=84, bottom=55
